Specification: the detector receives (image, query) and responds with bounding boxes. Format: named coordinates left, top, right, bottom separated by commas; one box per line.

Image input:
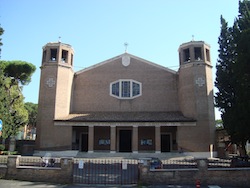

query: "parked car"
left=138, top=157, right=163, bottom=169
left=149, top=157, right=163, bottom=169
left=230, top=156, right=250, bottom=167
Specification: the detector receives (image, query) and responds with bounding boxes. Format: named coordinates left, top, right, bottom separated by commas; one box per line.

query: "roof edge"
left=75, top=53, right=177, bottom=75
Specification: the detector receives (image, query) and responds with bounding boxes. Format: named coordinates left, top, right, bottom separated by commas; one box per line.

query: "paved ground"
left=0, top=179, right=241, bottom=188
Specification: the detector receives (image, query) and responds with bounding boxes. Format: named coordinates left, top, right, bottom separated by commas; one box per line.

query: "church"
left=36, top=40, right=215, bottom=153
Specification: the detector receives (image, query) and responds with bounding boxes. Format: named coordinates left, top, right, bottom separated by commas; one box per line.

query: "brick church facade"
left=36, top=40, right=215, bottom=153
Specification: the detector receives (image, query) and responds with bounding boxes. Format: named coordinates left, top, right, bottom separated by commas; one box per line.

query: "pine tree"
left=0, top=61, right=36, bottom=139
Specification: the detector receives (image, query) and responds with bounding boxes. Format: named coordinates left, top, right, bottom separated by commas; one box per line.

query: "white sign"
left=122, top=161, right=127, bottom=170
left=78, top=160, right=84, bottom=169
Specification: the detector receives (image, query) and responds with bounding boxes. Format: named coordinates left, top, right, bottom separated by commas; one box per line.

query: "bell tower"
left=177, top=41, right=215, bottom=152
left=36, top=42, right=74, bottom=150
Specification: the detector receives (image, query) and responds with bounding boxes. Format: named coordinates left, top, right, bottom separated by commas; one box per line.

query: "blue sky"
left=1, top=0, right=239, bottom=119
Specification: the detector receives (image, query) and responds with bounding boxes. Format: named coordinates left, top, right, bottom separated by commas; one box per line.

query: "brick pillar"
left=6, top=155, right=20, bottom=179
left=60, top=158, right=73, bottom=184
left=132, top=125, right=138, bottom=153
left=110, top=125, right=116, bottom=153
left=88, top=126, right=94, bottom=153
left=196, top=159, right=208, bottom=185
left=155, top=126, right=161, bottom=153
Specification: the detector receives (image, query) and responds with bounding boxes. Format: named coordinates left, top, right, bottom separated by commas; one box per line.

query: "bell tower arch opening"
left=179, top=41, right=211, bottom=66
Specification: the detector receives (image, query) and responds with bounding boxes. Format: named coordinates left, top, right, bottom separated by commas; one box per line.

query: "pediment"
left=75, top=53, right=177, bottom=75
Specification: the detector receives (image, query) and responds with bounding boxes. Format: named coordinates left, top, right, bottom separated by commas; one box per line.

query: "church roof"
left=54, top=111, right=195, bottom=123
left=75, top=53, right=177, bottom=75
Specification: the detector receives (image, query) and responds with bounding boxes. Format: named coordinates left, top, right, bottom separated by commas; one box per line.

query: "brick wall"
left=139, top=159, right=250, bottom=187
left=2, top=155, right=72, bottom=184
left=1, top=156, right=249, bottom=186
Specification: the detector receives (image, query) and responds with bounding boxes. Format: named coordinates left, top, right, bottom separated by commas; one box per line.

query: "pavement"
left=0, top=180, right=240, bottom=188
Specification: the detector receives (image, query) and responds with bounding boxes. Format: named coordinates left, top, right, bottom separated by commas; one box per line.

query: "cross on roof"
left=124, top=42, right=128, bottom=52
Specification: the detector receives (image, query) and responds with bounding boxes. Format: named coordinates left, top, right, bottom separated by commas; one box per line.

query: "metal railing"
left=73, top=158, right=138, bottom=185
left=162, top=159, right=198, bottom=169
left=208, top=157, right=250, bottom=169
left=18, top=156, right=61, bottom=168
left=208, top=158, right=231, bottom=168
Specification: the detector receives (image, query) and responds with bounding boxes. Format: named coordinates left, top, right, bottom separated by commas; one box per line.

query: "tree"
left=0, top=61, right=36, bottom=139
left=23, top=102, right=37, bottom=139
left=215, top=16, right=236, bottom=111
left=0, top=25, right=37, bottom=140
left=0, top=25, right=4, bottom=58
left=24, top=102, right=38, bottom=128
left=215, top=0, right=250, bottom=156
left=3, top=61, right=36, bottom=85
left=0, top=66, right=9, bottom=135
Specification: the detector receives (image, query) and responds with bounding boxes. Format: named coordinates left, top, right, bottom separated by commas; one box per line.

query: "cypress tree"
left=215, top=0, right=250, bottom=155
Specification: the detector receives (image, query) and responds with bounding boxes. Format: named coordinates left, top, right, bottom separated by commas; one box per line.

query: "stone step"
left=34, top=150, right=212, bottom=160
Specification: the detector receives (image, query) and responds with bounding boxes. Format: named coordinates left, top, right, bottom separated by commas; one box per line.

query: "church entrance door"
left=119, top=130, right=132, bottom=152
left=81, top=133, right=88, bottom=152
left=161, top=134, right=171, bottom=152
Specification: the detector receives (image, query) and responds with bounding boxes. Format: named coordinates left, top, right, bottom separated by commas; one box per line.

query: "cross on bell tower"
left=195, top=77, right=205, bottom=87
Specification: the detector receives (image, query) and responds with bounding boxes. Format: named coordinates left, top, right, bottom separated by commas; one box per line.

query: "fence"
left=0, top=155, right=72, bottom=184
left=208, top=157, right=250, bottom=168
left=140, top=158, right=250, bottom=187
left=18, top=156, right=61, bottom=167
left=0, top=155, right=250, bottom=186
left=73, top=158, right=138, bottom=185
left=208, top=158, right=231, bottom=168
left=162, top=158, right=197, bottom=169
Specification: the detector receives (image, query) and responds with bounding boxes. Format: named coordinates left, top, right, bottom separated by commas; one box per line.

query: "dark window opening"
left=121, top=81, right=130, bottom=98
left=42, top=50, right=47, bottom=63
left=112, top=82, right=119, bottom=97
left=132, top=82, right=140, bottom=97
left=50, top=49, right=57, bottom=61
left=206, top=49, right=210, bottom=62
left=61, top=50, right=68, bottom=62
left=71, top=54, right=73, bottom=65
left=183, top=48, right=190, bottom=62
left=179, top=52, right=181, bottom=65
left=194, top=47, right=202, bottom=61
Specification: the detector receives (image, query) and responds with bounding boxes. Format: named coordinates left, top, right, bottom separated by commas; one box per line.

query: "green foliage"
left=0, top=144, right=5, bottom=151
left=215, top=0, right=250, bottom=155
left=215, top=16, right=236, bottom=112
left=0, top=60, right=36, bottom=139
left=0, top=25, right=4, bottom=58
left=1, top=60, right=36, bottom=85
left=24, top=102, right=38, bottom=127
left=215, top=119, right=223, bottom=129
left=0, top=67, right=10, bottom=137
left=0, top=26, right=35, bottom=140
left=0, top=82, right=28, bottom=138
